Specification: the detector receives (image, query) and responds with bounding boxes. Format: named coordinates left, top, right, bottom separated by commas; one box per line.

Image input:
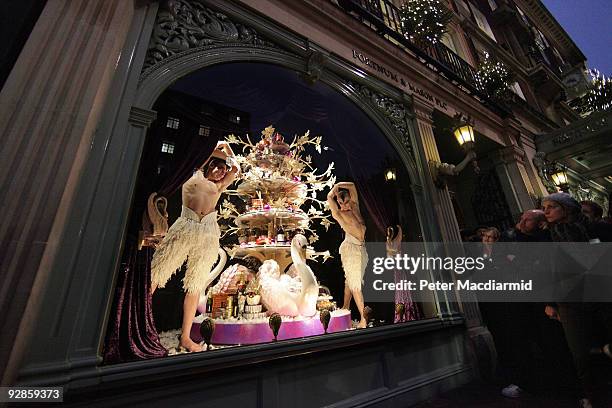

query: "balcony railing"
left=490, top=5, right=565, bottom=77
left=335, top=0, right=508, bottom=114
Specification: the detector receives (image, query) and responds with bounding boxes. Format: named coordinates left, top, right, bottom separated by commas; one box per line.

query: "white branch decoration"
left=220, top=126, right=336, bottom=262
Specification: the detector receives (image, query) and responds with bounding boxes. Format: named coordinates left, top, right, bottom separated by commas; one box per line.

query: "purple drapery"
left=104, top=246, right=167, bottom=363
left=103, top=128, right=220, bottom=363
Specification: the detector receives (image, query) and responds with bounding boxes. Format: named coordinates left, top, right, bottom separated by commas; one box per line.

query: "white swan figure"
left=258, top=259, right=300, bottom=316
left=257, top=234, right=319, bottom=317
left=291, top=234, right=319, bottom=317
left=196, top=248, right=228, bottom=313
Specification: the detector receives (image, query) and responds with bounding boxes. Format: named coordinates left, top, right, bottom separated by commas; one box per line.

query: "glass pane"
left=107, top=63, right=435, bottom=361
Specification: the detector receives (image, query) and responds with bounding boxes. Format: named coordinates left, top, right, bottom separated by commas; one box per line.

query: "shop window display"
left=104, top=63, right=433, bottom=362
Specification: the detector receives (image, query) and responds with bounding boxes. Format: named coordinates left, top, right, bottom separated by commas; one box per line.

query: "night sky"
left=541, top=0, right=612, bottom=74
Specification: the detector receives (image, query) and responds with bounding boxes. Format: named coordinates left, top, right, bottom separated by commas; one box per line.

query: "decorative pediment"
left=350, top=81, right=413, bottom=152
left=142, top=0, right=277, bottom=76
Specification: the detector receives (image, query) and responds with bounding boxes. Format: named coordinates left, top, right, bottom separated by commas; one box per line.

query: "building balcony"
left=490, top=3, right=532, bottom=42
left=334, top=0, right=507, bottom=114
left=526, top=58, right=566, bottom=104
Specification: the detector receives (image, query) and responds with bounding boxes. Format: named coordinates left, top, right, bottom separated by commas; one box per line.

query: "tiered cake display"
left=191, top=126, right=352, bottom=345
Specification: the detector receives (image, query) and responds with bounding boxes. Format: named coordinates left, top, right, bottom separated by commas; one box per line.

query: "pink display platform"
left=190, top=309, right=352, bottom=345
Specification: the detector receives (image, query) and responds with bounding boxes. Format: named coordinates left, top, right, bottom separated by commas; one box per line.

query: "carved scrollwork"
left=349, top=81, right=413, bottom=151
left=142, top=0, right=277, bottom=75
left=532, top=151, right=559, bottom=194
left=551, top=113, right=610, bottom=145
left=302, top=51, right=328, bottom=84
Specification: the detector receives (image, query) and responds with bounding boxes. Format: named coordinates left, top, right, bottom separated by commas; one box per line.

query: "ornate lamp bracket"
left=430, top=114, right=478, bottom=188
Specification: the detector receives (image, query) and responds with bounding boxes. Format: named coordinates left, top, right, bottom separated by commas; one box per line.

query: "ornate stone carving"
left=532, top=151, right=558, bottom=194
left=142, top=0, right=276, bottom=75
left=302, top=50, right=328, bottom=84
left=495, top=145, right=526, bottom=166
left=350, top=81, right=413, bottom=151
left=551, top=112, right=611, bottom=145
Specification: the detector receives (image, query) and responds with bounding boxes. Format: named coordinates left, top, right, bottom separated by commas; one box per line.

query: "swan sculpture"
left=258, top=234, right=319, bottom=317
left=147, top=192, right=169, bottom=237
left=258, top=260, right=300, bottom=316
left=291, top=234, right=319, bottom=317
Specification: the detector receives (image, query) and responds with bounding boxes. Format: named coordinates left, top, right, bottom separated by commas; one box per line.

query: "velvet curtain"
left=103, top=123, right=220, bottom=363
left=103, top=245, right=167, bottom=363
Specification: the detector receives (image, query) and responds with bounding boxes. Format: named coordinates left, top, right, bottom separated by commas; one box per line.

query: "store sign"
left=352, top=49, right=448, bottom=111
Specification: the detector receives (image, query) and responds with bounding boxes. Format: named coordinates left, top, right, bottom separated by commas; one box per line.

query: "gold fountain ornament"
left=199, top=317, right=215, bottom=351
left=269, top=313, right=282, bottom=341
left=320, top=309, right=331, bottom=334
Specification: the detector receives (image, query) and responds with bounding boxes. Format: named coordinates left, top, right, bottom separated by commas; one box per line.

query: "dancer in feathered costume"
left=150, top=142, right=239, bottom=352
left=258, top=234, right=319, bottom=317
left=328, top=182, right=368, bottom=328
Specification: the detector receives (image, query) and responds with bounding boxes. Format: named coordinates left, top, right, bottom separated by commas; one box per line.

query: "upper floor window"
left=510, top=82, right=526, bottom=100
left=166, top=116, right=180, bottom=129
left=161, top=141, right=175, bottom=154
left=515, top=5, right=530, bottom=26
left=535, top=29, right=550, bottom=49
left=230, top=115, right=241, bottom=124
left=532, top=28, right=552, bottom=65
left=468, top=2, right=497, bottom=42
left=552, top=47, right=566, bottom=68
left=441, top=31, right=469, bottom=62
left=441, top=33, right=458, bottom=54
left=199, top=125, right=211, bottom=137
left=454, top=0, right=471, bottom=17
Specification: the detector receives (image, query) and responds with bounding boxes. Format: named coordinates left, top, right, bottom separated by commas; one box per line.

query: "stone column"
left=491, top=145, right=536, bottom=219
left=412, top=100, right=494, bottom=379
left=413, top=100, right=488, bottom=324
left=0, top=0, right=136, bottom=385
left=413, top=102, right=462, bottom=243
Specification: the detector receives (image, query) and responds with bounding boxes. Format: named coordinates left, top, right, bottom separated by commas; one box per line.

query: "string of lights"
left=475, top=52, right=513, bottom=101
left=399, top=0, right=453, bottom=45
left=578, top=68, right=612, bottom=115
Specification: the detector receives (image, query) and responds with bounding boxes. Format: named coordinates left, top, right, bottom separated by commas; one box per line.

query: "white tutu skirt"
left=151, top=206, right=220, bottom=294
left=339, top=234, right=368, bottom=291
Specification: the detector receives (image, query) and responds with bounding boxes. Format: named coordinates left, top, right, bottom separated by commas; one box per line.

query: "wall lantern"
left=550, top=164, right=569, bottom=192
left=384, top=168, right=397, bottom=182
left=453, top=119, right=475, bottom=148
left=430, top=114, right=478, bottom=189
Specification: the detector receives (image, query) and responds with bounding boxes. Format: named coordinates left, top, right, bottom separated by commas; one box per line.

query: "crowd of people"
left=461, top=193, right=612, bottom=408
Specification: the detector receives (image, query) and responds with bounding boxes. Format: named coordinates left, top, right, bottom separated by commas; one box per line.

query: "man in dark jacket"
left=489, top=210, right=552, bottom=398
